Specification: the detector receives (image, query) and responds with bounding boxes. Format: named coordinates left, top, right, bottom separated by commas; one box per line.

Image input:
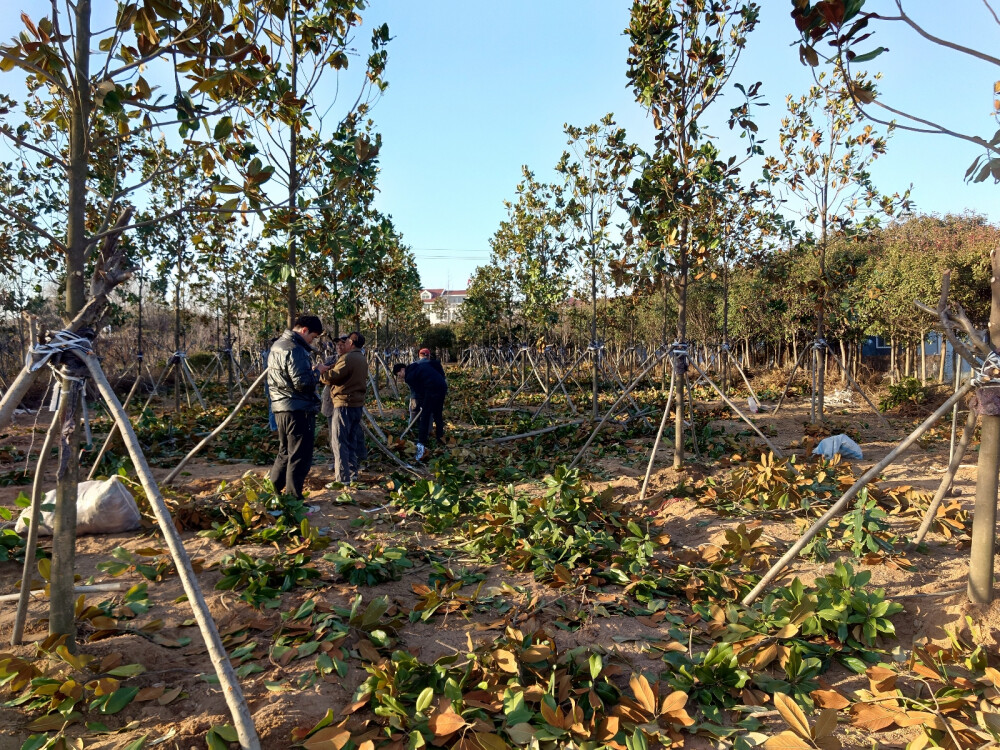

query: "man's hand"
left=409, top=398, right=418, bottom=412
left=317, top=362, right=331, bottom=374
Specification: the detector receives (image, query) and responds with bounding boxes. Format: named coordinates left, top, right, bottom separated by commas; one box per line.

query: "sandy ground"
left=0, top=388, right=998, bottom=749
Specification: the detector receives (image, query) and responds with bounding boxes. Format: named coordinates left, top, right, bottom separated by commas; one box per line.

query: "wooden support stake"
left=11, top=395, right=64, bottom=645
left=162, top=370, right=268, bottom=486
left=639, top=370, right=676, bottom=502
left=81, top=353, right=260, bottom=750
left=911, top=405, right=977, bottom=549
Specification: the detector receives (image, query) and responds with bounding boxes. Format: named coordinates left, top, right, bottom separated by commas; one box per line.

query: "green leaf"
left=849, top=46, right=886, bottom=64
left=107, top=663, right=146, bottom=677
left=101, top=686, right=140, bottom=714
left=213, top=116, right=233, bottom=141
left=415, top=686, right=433, bottom=714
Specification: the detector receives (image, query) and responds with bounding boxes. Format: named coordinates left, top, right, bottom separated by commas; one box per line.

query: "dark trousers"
left=331, top=406, right=364, bottom=483
left=417, top=392, right=446, bottom=445
left=269, top=410, right=315, bottom=499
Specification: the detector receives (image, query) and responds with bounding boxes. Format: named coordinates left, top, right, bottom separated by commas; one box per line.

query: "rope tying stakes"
left=670, top=341, right=689, bottom=375
left=812, top=338, right=828, bottom=350
left=26, top=330, right=95, bottom=373
left=972, top=350, right=1000, bottom=386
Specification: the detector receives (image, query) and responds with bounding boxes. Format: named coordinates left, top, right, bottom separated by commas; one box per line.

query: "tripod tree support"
left=82, top=352, right=261, bottom=749
left=686, top=359, right=784, bottom=459
left=11, top=386, right=65, bottom=645
left=639, top=369, right=676, bottom=502
left=910, top=404, right=976, bottom=549
left=162, top=369, right=268, bottom=486
left=742, top=381, right=973, bottom=607
left=569, top=350, right=667, bottom=470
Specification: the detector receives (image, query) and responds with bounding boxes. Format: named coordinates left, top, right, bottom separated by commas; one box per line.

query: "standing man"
left=322, top=331, right=368, bottom=484
left=267, top=315, right=329, bottom=500
left=393, top=351, right=447, bottom=461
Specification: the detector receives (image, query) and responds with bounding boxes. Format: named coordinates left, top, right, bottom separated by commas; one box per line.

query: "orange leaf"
left=763, top=730, right=813, bottom=750
left=813, top=708, right=838, bottom=738
left=811, top=688, right=850, bottom=710
left=849, top=703, right=900, bottom=732
left=303, top=728, right=351, bottom=750
left=629, top=674, right=657, bottom=714
left=866, top=665, right=897, bottom=694
left=774, top=693, right=811, bottom=739
left=429, top=708, right=467, bottom=738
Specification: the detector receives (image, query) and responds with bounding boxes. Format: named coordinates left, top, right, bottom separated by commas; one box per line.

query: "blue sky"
left=2, top=1, right=998, bottom=292
left=351, top=1, right=1000, bottom=289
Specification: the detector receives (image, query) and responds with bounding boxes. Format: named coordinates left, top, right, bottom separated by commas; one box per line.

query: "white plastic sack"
left=747, top=397, right=759, bottom=414
left=16, top=476, right=141, bottom=536
left=812, top=433, right=863, bottom=461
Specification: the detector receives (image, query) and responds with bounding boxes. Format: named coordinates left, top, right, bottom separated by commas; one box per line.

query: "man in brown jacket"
left=321, top=331, right=368, bottom=483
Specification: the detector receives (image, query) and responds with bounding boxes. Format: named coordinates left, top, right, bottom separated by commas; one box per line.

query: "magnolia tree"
left=557, top=114, right=638, bottom=418
left=764, top=61, right=909, bottom=420
left=491, top=167, right=571, bottom=342
left=245, top=3, right=389, bottom=327
left=624, top=0, right=761, bottom=468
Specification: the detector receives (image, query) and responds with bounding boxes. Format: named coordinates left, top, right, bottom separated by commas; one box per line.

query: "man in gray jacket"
left=267, top=315, right=330, bottom=499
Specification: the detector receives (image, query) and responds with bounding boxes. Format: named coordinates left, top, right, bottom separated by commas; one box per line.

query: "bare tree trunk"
left=938, top=333, right=948, bottom=383
left=968, top=248, right=1000, bottom=604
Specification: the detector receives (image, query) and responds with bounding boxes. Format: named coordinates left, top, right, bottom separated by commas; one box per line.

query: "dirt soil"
left=0, top=387, right=998, bottom=750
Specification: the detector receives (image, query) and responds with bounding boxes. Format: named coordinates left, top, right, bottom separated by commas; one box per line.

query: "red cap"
left=419, top=348, right=431, bottom=357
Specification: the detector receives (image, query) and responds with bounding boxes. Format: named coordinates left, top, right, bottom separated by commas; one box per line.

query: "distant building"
left=421, top=288, right=467, bottom=324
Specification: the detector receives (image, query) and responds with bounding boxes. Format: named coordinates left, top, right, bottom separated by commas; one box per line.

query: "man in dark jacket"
left=267, top=315, right=329, bottom=499
left=393, top=352, right=447, bottom=461
left=321, top=331, right=368, bottom=483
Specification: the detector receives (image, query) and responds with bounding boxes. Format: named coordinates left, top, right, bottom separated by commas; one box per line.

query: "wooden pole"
left=569, top=350, right=666, bottom=470
left=639, top=370, right=676, bottom=502
left=686, top=359, right=784, bottom=458
left=911, top=406, right=976, bottom=549
left=81, top=353, right=261, bottom=749
left=162, top=369, right=268, bottom=486
left=969, top=413, right=1000, bottom=603
left=0, top=367, right=41, bottom=431
left=11, top=396, right=64, bottom=645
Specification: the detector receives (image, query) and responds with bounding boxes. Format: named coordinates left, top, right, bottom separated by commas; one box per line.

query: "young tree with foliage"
left=491, top=168, right=571, bottom=342
left=246, top=3, right=389, bottom=327
left=557, top=114, right=638, bottom=418
left=791, top=1, right=1000, bottom=183
left=763, top=62, right=909, bottom=420
left=625, top=0, right=761, bottom=468
left=460, top=262, right=517, bottom=346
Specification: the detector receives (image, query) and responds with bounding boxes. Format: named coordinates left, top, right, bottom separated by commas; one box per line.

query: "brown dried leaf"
left=763, top=730, right=813, bottom=750
left=866, top=665, right=898, bottom=694
left=629, top=673, right=657, bottom=714
left=428, top=708, right=467, bottom=738
left=774, top=693, right=811, bottom=739
left=812, top=688, right=851, bottom=710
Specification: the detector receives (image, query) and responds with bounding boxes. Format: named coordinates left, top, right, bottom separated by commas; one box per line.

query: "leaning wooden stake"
left=11, top=393, right=65, bottom=645
left=639, top=370, right=676, bottom=502
left=81, top=353, right=260, bottom=749
left=742, top=381, right=973, bottom=607
left=569, top=350, right=667, bottom=470
left=162, top=369, right=268, bottom=486
left=686, top=359, right=784, bottom=458
left=489, top=419, right=585, bottom=444
left=911, top=405, right=976, bottom=549
left=87, top=373, right=143, bottom=480
left=0, top=366, right=41, bottom=431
